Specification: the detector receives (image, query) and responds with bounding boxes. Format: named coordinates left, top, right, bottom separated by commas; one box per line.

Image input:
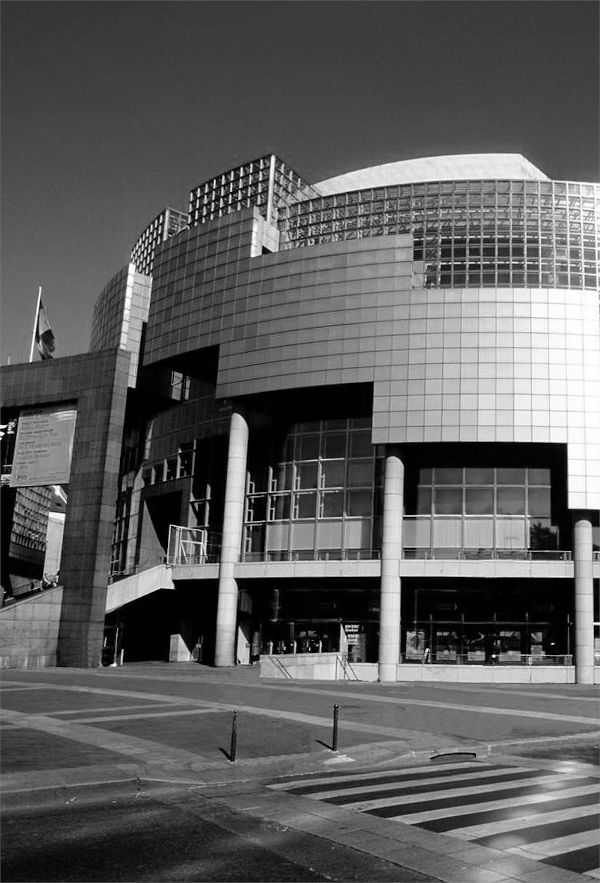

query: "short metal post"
left=230, top=711, right=237, bottom=762
left=332, top=704, right=339, bottom=751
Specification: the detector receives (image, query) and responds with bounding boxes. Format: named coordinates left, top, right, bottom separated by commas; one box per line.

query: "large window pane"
left=529, top=519, right=558, bottom=549
left=528, top=468, right=551, bottom=486
left=317, top=520, right=343, bottom=549
left=496, top=518, right=526, bottom=548
left=497, top=468, right=526, bottom=485
left=528, top=487, right=551, bottom=517
left=271, top=494, right=290, bottom=520
left=344, top=519, right=372, bottom=549
left=347, top=460, right=373, bottom=487
left=321, top=491, right=343, bottom=517
left=465, top=487, right=494, bottom=514
left=298, top=435, right=319, bottom=460
left=465, top=468, right=494, bottom=485
left=321, top=460, right=345, bottom=487
left=296, top=492, right=317, bottom=519
left=463, top=518, right=494, bottom=548
left=297, top=462, right=318, bottom=489
left=434, top=487, right=462, bottom=514
left=248, top=495, right=267, bottom=522
left=346, top=489, right=372, bottom=516
left=434, top=467, right=462, bottom=484
left=323, top=433, right=346, bottom=459
left=416, top=487, right=432, bottom=514
left=403, top=517, right=431, bottom=547
left=497, top=486, right=525, bottom=514
left=273, top=463, right=293, bottom=490
left=349, top=431, right=372, bottom=457
left=267, top=522, right=289, bottom=551
left=432, top=518, right=461, bottom=547
left=291, top=522, right=315, bottom=550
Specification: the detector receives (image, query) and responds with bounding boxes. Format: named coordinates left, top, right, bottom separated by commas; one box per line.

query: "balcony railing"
left=403, top=548, right=572, bottom=561
left=167, top=525, right=221, bottom=566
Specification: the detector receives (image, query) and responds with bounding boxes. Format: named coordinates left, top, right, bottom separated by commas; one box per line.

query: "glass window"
left=296, top=492, right=317, bottom=519
left=416, top=486, right=432, bottom=514
left=497, top=468, right=526, bottom=485
left=465, top=468, right=494, bottom=485
left=273, top=463, right=293, bottom=490
left=323, top=433, right=346, bottom=459
left=321, top=460, right=345, bottom=487
left=322, top=491, right=343, bottom=517
left=298, top=435, right=319, bottom=460
left=271, top=494, right=290, bottom=521
left=497, top=487, right=526, bottom=515
left=317, top=520, right=343, bottom=549
left=529, top=519, right=558, bottom=550
left=465, top=488, right=494, bottom=515
left=528, top=468, right=550, bottom=485
left=435, top=467, right=462, bottom=485
left=296, top=462, right=318, bottom=489
left=248, top=495, right=267, bottom=522
left=346, top=489, right=372, bottom=517
left=434, top=487, right=463, bottom=514
left=347, top=460, right=373, bottom=487
left=291, top=522, right=315, bottom=551
left=528, top=487, right=551, bottom=517
left=350, top=431, right=372, bottom=457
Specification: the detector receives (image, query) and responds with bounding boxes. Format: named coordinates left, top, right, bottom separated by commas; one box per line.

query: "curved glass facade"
left=280, top=179, right=600, bottom=290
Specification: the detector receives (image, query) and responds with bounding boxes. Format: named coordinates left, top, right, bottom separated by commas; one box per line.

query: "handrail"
left=336, top=654, right=359, bottom=680
left=264, top=655, right=294, bottom=679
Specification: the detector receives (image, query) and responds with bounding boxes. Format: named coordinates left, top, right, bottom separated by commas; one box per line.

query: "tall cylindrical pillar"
left=573, top=512, right=595, bottom=684
left=378, top=449, right=404, bottom=683
left=214, top=408, right=249, bottom=667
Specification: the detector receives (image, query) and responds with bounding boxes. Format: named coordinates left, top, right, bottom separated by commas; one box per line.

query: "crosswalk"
left=270, top=760, right=600, bottom=877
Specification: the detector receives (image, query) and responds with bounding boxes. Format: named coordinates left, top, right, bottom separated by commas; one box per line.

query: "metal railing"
left=167, top=525, right=221, bottom=566
left=335, top=654, right=360, bottom=680
left=402, top=548, right=572, bottom=561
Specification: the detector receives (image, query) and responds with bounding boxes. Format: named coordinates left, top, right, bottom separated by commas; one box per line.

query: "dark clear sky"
left=2, top=0, right=598, bottom=362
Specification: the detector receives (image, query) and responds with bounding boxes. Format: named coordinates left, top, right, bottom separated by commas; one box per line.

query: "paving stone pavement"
left=1, top=663, right=598, bottom=882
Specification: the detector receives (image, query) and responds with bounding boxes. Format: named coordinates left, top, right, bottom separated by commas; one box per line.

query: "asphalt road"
left=2, top=793, right=432, bottom=883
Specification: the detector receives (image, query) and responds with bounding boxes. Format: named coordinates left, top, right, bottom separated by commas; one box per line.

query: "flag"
left=36, top=301, right=55, bottom=359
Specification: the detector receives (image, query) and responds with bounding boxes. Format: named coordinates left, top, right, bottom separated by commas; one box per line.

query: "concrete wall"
left=1, top=349, right=131, bottom=667
left=0, top=587, right=64, bottom=668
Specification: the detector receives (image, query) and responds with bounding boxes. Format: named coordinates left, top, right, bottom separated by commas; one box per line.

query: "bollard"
left=230, top=710, right=237, bottom=762
left=332, top=704, right=339, bottom=751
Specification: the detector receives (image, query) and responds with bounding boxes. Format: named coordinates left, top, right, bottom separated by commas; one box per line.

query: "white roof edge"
left=313, top=154, right=549, bottom=195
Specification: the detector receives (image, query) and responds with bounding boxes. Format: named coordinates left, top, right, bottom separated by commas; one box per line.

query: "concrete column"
left=214, top=408, right=249, bottom=667
left=573, top=512, right=595, bottom=684
left=378, top=449, right=404, bottom=683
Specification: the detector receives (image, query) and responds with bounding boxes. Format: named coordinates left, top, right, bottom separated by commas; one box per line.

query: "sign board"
left=10, top=407, right=77, bottom=488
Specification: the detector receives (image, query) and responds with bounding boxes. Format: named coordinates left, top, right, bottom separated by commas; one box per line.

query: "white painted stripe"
left=270, top=761, right=490, bottom=790
left=74, top=708, right=220, bottom=724
left=508, top=828, right=600, bottom=859
left=396, top=784, right=600, bottom=824
left=448, top=803, right=600, bottom=840
left=295, top=766, right=539, bottom=801
left=51, top=703, right=195, bottom=716
left=327, top=773, right=568, bottom=812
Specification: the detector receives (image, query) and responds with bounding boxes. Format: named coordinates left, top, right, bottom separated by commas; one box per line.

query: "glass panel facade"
left=404, top=465, right=558, bottom=555
left=244, top=418, right=382, bottom=561
left=280, top=179, right=600, bottom=291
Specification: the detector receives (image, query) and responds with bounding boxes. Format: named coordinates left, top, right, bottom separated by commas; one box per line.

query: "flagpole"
left=29, top=286, right=43, bottom=363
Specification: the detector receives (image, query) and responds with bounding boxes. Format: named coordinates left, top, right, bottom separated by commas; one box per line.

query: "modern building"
left=1, top=152, right=599, bottom=683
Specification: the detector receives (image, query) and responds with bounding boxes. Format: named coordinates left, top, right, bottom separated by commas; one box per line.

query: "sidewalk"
left=2, top=663, right=598, bottom=882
